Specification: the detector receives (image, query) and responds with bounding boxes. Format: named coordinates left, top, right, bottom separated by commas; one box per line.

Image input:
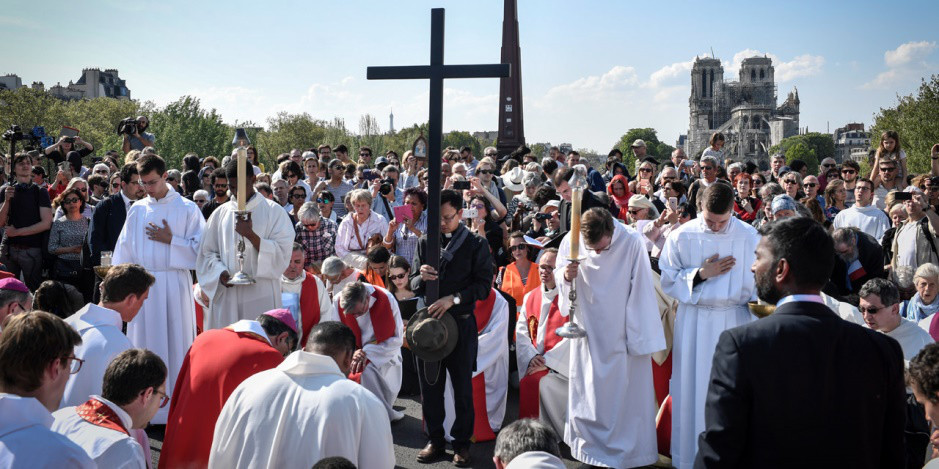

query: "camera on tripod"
left=117, top=117, right=138, bottom=136
left=2, top=125, right=48, bottom=149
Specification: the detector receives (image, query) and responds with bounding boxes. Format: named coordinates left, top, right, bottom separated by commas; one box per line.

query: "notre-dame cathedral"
left=684, top=56, right=800, bottom=167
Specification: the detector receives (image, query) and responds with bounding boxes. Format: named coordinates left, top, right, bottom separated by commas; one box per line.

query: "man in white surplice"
left=197, top=157, right=295, bottom=330
left=112, top=155, right=204, bottom=424
left=659, top=183, right=760, bottom=469
left=209, top=322, right=394, bottom=469
left=555, top=208, right=665, bottom=469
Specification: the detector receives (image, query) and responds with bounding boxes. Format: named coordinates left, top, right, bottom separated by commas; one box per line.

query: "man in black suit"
left=695, top=217, right=906, bottom=468
left=825, top=227, right=885, bottom=305
left=553, top=166, right=611, bottom=232
left=88, top=163, right=143, bottom=265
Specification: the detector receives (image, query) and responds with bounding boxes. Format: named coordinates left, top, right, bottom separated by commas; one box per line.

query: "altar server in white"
left=197, top=157, right=295, bottom=330
left=444, top=287, right=509, bottom=442
left=334, top=281, right=404, bottom=422
left=659, top=183, right=760, bottom=468
left=53, top=349, right=166, bottom=469
left=555, top=208, right=665, bottom=468
left=61, top=264, right=154, bottom=408
left=209, top=321, right=394, bottom=469
left=112, top=154, right=204, bottom=424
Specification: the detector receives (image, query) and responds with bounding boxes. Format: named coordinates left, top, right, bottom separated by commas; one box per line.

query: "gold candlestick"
left=228, top=129, right=255, bottom=286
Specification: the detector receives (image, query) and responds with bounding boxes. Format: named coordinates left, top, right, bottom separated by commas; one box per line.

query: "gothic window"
left=750, top=69, right=756, bottom=81
left=760, top=69, right=765, bottom=80
left=701, top=72, right=707, bottom=98
left=749, top=139, right=756, bottom=152
left=709, top=69, right=714, bottom=97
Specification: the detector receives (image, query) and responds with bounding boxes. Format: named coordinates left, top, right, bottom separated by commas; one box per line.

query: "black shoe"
left=452, top=446, right=472, bottom=467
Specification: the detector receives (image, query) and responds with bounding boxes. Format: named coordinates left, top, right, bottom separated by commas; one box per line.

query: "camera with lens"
left=379, top=178, right=395, bottom=195
left=2, top=125, right=46, bottom=149
left=117, top=117, right=138, bottom=136
left=535, top=212, right=552, bottom=221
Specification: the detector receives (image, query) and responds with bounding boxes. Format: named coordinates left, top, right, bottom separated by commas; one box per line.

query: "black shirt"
left=46, top=147, right=92, bottom=165
left=201, top=198, right=227, bottom=220
left=409, top=225, right=493, bottom=316
left=0, top=182, right=51, bottom=248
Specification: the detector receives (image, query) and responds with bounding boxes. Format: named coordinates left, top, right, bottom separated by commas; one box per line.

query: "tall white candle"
left=237, top=147, right=247, bottom=211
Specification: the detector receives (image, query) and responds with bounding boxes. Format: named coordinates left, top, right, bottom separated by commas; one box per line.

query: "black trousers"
left=418, top=314, right=478, bottom=450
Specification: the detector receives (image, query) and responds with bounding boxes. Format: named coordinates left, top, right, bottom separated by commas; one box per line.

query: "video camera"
left=117, top=117, right=137, bottom=136
left=2, top=125, right=51, bottom=150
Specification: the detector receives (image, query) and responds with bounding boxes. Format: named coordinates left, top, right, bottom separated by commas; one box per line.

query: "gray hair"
left=0, top=288, right=30, bottom=311
left=321, top=256, right=346, bottom=277
left=193, top=189, right=209, bottom=201
left=859, top=278, right=900, bottom=307
left=700, top=155, right=720, bottom=168
left=494, top=419, right=560, bottom=464
left=484, top=146, right=497, bottom=155
left=166, top=169, right=181, bottom=181
left=915, top=263, right=939, bottom=283
left=523, top=171, right=541, bottom=188
left=302, top=151, right=317, bottom=161
left=727, top=162, right=745, bottom=173
left=298, top=201, right=321, bottom=223
left=338, top=282, right=369, bottom=310
left=831, top=227, right=859, bottom=247
left=772, top=153, right=786, bottom=161
left=759, top=182, right=785, bottom=202
left=348, top=188, right=372, bottom=205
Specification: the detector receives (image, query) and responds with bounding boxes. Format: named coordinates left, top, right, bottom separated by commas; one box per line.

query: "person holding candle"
left=554, top=207, right=665, bottom=468
left=196, top=157, right=296, bottom=331
left=111, top=154, right=205, bottom=424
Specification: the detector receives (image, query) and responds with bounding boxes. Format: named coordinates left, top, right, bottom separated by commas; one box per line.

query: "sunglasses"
left=841, top=169, right=856, bottom=174
left=701, top=166, right=714, bottom=171
left=485, top=153, right=497, bottom=157
left=509, top=244, right=528, bottom=252
left=879, top=167, right=896, bottom=172
left=316, top=198, right=332, bottom=204
left=291, top=194, right=305, bottom=199
left=858, top=305, right=889, bottom=315
left=639, top=168, right=653, bottom=173
left=63, top=197, right=80, bottom=204
left=388, top=273, right=408, bottom=280
left=822, top=164, right=835, bottom=168
left=803, top=183, right=817, bottom=188
left=784, top=179, right=797, bottom=184
left=628, top=209, right=643, bottom=215
left=751, top=179, right=763, bottom=185
left=111, top=183, right=121, bottom=188
left=476, top=169, right=492, bottom=175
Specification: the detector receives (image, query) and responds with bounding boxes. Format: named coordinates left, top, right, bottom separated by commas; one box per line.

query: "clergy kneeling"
left=514, top=248, right=570, bottom=439
left=53, top=349, right=167, bottom=469
left=444, top=286, right=510, bottom=442
left=334, top=281, right=405, bottom=422
left=281, top=242, right=332, bottom=347
left=159, top=310, right=297, bottom=469
left=209, top=322, right=394, bottom=468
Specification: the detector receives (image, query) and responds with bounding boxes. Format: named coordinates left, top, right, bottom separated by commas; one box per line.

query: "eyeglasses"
left=77, top=188, right=87, bottom=193
left=388, top=273, right=408, bottom=280
left=639, top=168, right=653, bottom=173
left=879, top=167, right=896, bottom=172
left=476, top=169, right=492, bottom=175
left=509, top=244, right=528, bottom=252
left=67, top=356, right=84, bottom=374
left=485, top=153, right=497, bottom=157
left=195, top=199, right=207, bottom=204
left=841, top=169, right=857, bottom=175
left=821, top=163, right=835, bottom=168
left=167, top=178, right=176, bottom=182
left=751, top=179, right=763, bottom=185
left=316, top=198, right=332, bottom=204
left=628, top=209, right=643, bottom=215
left=858, top=304, right=891, bottom=315
left=701, top=166, right=714, bottom=171
left=290, top=194, right=305, bottom=199
left=111, top=183, right=121, bottom=188
left=63, top=197, right=80, bottom=204
left=153, top=389, right=170, bottom=408
left=803, top=183, right=817, bottom=188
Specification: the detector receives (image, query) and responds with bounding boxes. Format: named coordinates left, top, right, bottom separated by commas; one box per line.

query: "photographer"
left=0, top=152, right=53, bottom=290
left=44, top=135, right=94, bottom=176
left=369, top=171, right=401, bottom=222
left=120, top=115, right=155, bottom=153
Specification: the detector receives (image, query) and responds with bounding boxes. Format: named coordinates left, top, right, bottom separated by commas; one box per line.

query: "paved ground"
left=146, top=383, right=667, bottom=468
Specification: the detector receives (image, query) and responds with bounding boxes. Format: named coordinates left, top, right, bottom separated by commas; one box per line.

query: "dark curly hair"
left=910, top=343, right=939, bottom=403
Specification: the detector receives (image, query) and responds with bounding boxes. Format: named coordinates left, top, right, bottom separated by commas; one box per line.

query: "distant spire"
left=389, top=108, right=395, bottom=133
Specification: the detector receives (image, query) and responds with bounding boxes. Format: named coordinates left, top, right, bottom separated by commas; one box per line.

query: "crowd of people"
left=3, top=121, right=939, bottom=468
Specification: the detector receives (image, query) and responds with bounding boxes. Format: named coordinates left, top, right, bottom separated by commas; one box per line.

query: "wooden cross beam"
left=368, top=8, right=510, bottom=302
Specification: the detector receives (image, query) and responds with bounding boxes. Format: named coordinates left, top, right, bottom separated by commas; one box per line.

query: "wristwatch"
left=452, top=293, right=462, bottom=305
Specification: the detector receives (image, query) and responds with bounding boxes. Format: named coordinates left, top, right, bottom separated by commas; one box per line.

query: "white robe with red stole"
left=333, top=284, right=403, bottom=422
left=443, top=288, right=509, bottom=442
left=515, top=286, right=570, bottom=419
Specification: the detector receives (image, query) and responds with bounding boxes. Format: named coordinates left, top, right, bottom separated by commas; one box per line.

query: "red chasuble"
left=158, top=328, right=284, bottom=469
left=338, top=289, right=397, bottom=383
left=518, top=290, right=566, bottom=419
left=469, top=289, right=498, bottom=442
left=76, top=398, right=129, bottom=436
left=299, top=274, right=322, bottom=347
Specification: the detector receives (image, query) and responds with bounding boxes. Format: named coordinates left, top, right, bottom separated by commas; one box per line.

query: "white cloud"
left=862, top=40, right=937, bottom=89
left=543, top=66, right=639, bottom=102
left=885, top=41, right=936, bottom=67
left=648, top=60, right=693, bottom=88
left=724, top=49, right=824, bottom=82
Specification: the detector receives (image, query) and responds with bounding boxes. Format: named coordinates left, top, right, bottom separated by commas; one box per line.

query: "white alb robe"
left=112, top=186, right=204, bottom=424
left=821, top=293, right=865, bottom=326
left=60, top=304, right=132, bottom=409
left=515, top=287, right=571, bottom=377
left=443, top=289, right=510, bottom=438
left=51, top=396, right=146, bottom=469
left=0, top=394, right=95, bottom=469
left=555, top=221, right=666, bottom=468
left=833, top=205, right=891, bottom=242
left=209, top=351, right=394, bottom=469
left=331, top=285, right=404, bottom=421
left=197, top=193, right=295, bottom=330
left=659, top=216, right=760, bottom=469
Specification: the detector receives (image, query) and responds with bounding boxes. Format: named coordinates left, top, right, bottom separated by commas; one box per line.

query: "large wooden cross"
left=368, top=8, right=510, bottom=303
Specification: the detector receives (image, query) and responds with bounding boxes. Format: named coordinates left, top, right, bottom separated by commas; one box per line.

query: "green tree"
left=784, top=142, right=817, bottom=171
left=870, top=74, right=939, bottom=175
left=768, top=132, right=833, bottom=175
left=613, top=128, right=668, bottom=173
left=442, top=131, right=481, bottom=157
left=148, top=96, right=231, bottom=169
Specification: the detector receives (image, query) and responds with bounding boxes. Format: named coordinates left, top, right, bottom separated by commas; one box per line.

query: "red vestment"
left=158, top=328, right=283, bottom=469
left=338, top=288, right=396, bottom=383
left=517, top=290, right=566, bottom=419
left=299, top=274, right=322, bottom=346
left=470, top=290, right=497, bottom=442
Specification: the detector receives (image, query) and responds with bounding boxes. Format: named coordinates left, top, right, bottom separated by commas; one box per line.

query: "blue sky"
left=2, top=0, right=938, bottom=152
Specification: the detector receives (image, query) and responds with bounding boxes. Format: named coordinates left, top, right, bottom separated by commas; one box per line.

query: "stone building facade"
left=685, top=56, right=800, bottom=166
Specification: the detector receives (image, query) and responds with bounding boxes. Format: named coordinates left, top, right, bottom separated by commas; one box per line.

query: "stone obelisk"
left=496, top=0, right=525, bottom=158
